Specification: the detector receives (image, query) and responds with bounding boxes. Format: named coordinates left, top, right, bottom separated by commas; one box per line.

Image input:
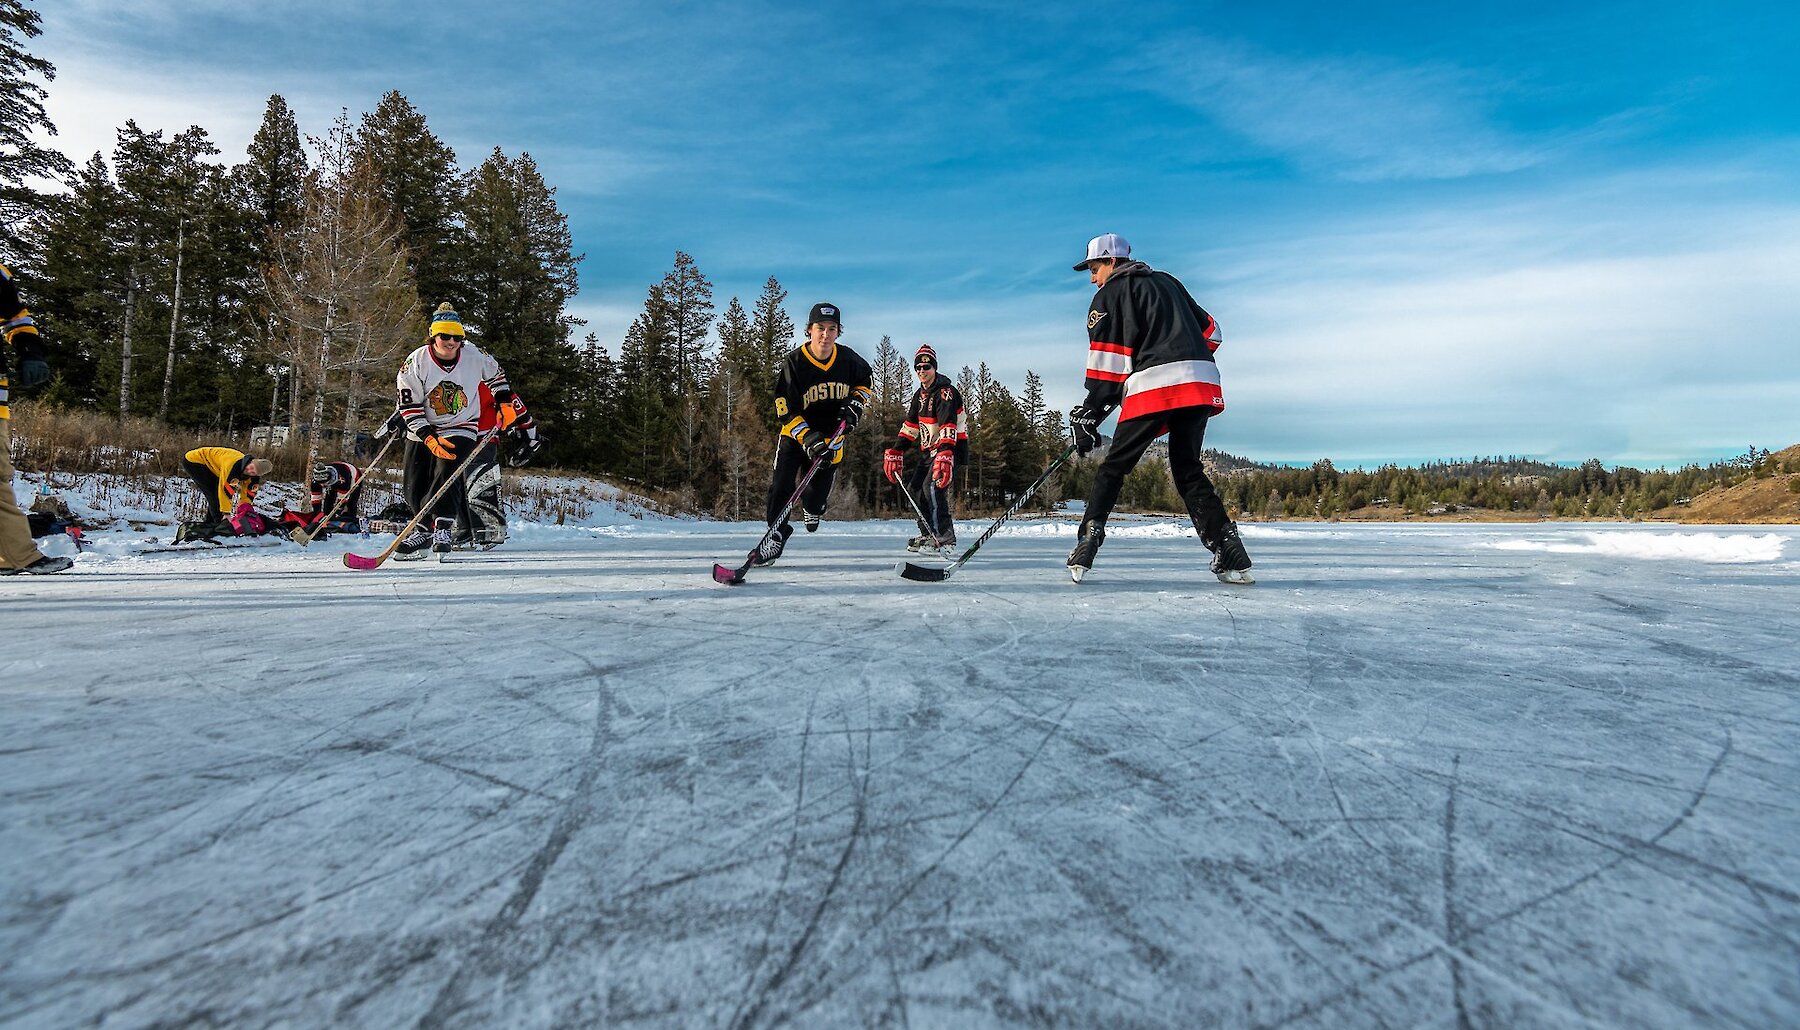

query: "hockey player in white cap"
left=1066, top=233, right=1254, bottom=584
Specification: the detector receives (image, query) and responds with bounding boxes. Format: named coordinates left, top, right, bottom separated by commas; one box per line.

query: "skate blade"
left=1068, top=565, right=1087, bottom=583
left=1216, top=568, right=1256, bottom=585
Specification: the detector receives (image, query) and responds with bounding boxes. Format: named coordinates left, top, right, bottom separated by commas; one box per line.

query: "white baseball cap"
left=1074, top=233, right=1130, bottom=271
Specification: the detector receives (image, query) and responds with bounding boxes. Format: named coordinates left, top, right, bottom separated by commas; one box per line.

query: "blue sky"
left=30, top=0, right=1800, bottom=466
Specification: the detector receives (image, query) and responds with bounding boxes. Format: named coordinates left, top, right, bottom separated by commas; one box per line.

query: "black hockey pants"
left=765, top=436, right=838, bottom=530
left=1083, top=406, right=1230, bottom=541
left=182, top=458, right=226, bottom=522
left=904, top=452, right=955, bottom=536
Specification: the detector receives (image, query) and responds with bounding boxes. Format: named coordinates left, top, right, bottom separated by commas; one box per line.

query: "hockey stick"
left=342, top=424, right=504, bottom=571
left=713, top=420, right=849, bottom=585
left=892, top=465, right=945, bottom=554
left=291, top=424, right=400, bottom=545
left=899, top=442, right=1078, bottom=582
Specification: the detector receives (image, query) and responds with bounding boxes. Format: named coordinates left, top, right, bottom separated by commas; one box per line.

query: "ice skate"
left=392, top=527, right=433, bottom=561
left=1206, top=521, right=1255, bottom=585
left=1067, top=522, right=1105, bottom=583
left=753, top=525, right=791, bottom=567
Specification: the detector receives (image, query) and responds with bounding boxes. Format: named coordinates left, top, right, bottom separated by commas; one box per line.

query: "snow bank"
left=1486, top=530, right=1785, bottom=564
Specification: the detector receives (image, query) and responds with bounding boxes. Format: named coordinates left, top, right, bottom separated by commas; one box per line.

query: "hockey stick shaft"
left=892, top=463, right=944, bottom=550
left=716, top=420, right=849, bottom=583
left=343, top=424, right=504, bottom=570
left=292, top=427, right=400, bottom=546
left=901, top=442, right=1077, bottom=580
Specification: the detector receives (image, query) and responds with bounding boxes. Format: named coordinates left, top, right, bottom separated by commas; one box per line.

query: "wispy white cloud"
left=1139, top=39, right=1551, bottom=181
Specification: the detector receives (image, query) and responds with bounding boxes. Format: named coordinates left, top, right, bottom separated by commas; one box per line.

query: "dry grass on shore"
left=7, top=403, right=333, bottom=480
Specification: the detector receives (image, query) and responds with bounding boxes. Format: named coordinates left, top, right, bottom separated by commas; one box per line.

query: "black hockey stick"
left=892, top=465, right=946, bottom=554
left=899, top=442, right=1078, bottom=582
left=713, top=420, right=849, bottom=585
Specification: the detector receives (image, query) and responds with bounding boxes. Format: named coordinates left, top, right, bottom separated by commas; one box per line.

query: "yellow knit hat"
left=428, top=302, right=465, bottom=339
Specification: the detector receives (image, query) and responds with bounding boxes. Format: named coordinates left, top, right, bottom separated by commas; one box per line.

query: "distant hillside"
left=1653, top=443, right=1800, bottom=524
left=1203, top=449, right=1278, bottom=475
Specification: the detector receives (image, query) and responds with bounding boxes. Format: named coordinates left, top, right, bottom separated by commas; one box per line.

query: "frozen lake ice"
left=2, top=520, right=1797, bottom=1027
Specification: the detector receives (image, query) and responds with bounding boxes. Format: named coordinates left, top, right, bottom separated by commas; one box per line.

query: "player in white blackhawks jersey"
left=392, top=303, right=529, bottom=558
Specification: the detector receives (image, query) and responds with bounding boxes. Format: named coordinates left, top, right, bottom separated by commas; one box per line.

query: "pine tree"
left=109, top=121, right=170, bottom=419
left=615, top=316, right=672, bottom=485
left=712, top=298, right=761, bottom=517
left=459, top=147, right=583, bottom=444
left=0, top=0, right=72, bottom=261
left=354, top=91, right=463, bottom=309
left=235, top=95, right=309, bottom=430
left=641, top=252, right=714, bottom=483
left=35, top=153, right=123, bottom=409
left=748, top=275, right=794, bottom=428
left=238, top=96, right=306, bottom=246
left=872, top=334, right=907, bottom=406
left=155, top=127, right=223, bottom=424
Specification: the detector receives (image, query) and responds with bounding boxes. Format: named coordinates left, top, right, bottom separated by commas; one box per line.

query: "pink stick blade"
left=713, top=562, right=745, bottom=585
left=343, top=552, right=385, bottom=571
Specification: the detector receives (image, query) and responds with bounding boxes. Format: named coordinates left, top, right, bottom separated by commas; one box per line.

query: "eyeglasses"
left=914, top=363, right=934, bottom=371
left=433, top=334, right=462, bottom=343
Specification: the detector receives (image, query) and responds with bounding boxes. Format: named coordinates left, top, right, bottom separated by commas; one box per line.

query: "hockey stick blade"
left=898, top=561, right=950, bottom=582
left=341, top=424, right=504, bottom=571
left=709, top=419, right=849, bottom=585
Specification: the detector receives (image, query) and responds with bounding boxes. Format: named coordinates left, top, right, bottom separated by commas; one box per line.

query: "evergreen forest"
left=1, top=3, right=1783, bottom=520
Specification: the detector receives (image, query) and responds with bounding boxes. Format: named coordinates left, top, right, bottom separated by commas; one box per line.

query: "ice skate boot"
left=392, top=526, right=433, bottom=560
left=801, top=509, right=822, bottom=533
left=753, top=524, right=792, bottom=567
left=1066, top=521, right=1105, bottom=583
left=1205, top=521, right=1255, bottom=585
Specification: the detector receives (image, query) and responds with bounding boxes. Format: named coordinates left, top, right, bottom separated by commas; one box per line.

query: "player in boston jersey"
left=755, top=302, right=874, bottom=567
left=392, top=303, right=529, bottom=559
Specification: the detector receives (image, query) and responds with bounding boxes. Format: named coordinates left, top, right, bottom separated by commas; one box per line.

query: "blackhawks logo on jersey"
left=427, top=381, right=469, bottom=417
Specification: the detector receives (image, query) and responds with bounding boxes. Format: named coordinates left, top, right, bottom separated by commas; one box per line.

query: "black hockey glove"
left=841, top=393, right=866, bottom=433
left=1069, top=404, right=1111, bottom=457
left=18, top=359, right=48, bottom=388
left=799, top=427, right=832, bottom=462
left=375, top=409, right=404, bottom=438
left=502, top=426, right=542, bottom=468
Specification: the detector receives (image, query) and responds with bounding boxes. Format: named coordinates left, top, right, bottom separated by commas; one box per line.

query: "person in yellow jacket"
left=1, top=263, right=72, bottom=575
left=180, top=447, right=272, bottom=537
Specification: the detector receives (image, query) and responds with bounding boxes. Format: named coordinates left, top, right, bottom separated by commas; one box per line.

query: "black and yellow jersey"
left=1, top=264, right=44, bottom=419
left=772, top=343, right=873, bottom=446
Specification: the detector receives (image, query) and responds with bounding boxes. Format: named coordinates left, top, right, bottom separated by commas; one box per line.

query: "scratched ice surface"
left=2, top=521, right=1796, bottom=1028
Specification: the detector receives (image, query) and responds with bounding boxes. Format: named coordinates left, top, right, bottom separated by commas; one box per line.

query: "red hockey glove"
left=421, top=429, right=456, bottom=461
left=883, top=448, right=904, bottom=483
left=932, top=448, right=955, bottom=488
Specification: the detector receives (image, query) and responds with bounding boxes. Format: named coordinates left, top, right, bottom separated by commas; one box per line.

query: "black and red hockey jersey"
left=891, top=371, right=966, bottom=454
left=1083, top=260, right=1224, bottom=423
